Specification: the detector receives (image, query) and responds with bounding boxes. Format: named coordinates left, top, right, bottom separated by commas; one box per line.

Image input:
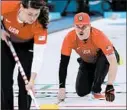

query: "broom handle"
left=7, top=39, right=40, bottom=109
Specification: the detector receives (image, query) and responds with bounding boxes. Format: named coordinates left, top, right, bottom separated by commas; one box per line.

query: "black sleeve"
left=59, top=54, right=70, bottom=88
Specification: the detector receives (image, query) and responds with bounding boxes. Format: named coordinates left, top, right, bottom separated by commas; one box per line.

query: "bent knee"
left=76, top=90, right=90, bottom=97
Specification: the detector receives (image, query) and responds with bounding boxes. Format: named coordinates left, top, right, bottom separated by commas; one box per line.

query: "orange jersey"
left=1, top=1, right=20, bottom=14
left=61, top=27, right=114, bottom=63
left=1, top=1, right=47, bottom=44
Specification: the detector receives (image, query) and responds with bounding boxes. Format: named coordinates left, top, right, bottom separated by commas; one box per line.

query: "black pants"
left=1, top=40, right=33, bottom=110
left=76, top=49, right=119, bottom=96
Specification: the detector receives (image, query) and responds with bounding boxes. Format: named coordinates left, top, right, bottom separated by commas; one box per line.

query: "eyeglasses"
left=75, top=25, right=90, bottom=31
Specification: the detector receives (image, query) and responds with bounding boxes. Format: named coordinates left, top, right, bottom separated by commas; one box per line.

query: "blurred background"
left=47, top=0, right=126, bottom=33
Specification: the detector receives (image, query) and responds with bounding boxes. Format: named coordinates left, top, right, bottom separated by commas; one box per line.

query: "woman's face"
left=75, top=24, right=91, bottom=40
left=20, top=5, right=40, bottom=24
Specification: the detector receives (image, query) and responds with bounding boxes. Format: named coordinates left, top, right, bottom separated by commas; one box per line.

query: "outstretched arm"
left=105, top=52, right=118, bottom=102
left=59, top=54, right=70, bottom=88
left=58, top=54, right=70, bottom=102
left=106, top=53, right=118, bottom=85
left=30, top=44, right=46, bottom=82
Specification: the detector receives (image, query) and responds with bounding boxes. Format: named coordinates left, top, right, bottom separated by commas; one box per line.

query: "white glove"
left=25, top=81, right=35, bottom=96
left=57, top=88, right=66, bottom=102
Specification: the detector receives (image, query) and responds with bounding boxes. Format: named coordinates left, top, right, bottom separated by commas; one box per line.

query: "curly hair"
left=21, top=0, right=49, bottom=29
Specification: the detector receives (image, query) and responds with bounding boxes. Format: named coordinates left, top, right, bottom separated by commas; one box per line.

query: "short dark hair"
left=22, top=0, right=49, bottom=29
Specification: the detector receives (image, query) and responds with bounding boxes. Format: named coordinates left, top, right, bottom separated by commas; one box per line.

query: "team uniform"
left=59, top=27, right=119, bottom=97
left=1, top=1, right=47, bottom=109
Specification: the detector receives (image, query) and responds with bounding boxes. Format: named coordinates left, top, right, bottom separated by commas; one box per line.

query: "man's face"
left=20, top=6, right=40, bottom=24
left=75, top=24, right=91, bottom=40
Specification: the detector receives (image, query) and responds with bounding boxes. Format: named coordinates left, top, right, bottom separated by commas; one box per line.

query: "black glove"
left=105, top=85, right=115, bottom=102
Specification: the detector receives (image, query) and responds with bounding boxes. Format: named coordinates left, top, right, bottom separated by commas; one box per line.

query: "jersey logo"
left=9, top=26, right=19, bottom=35
left=82, top=49, right=91, bottom=54
left=38, top=36, right=46, bottom=41
left=78, top=15, right=83, bottom=21
left=5, top=18, right=11, bottom=23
